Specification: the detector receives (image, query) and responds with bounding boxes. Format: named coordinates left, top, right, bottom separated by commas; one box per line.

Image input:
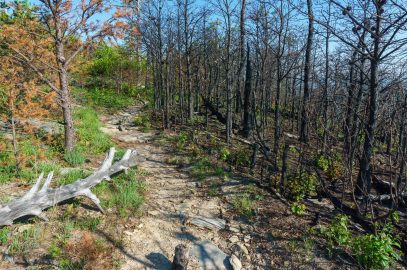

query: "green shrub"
left=352, top=224, right=402, bottom=270
left=286, top=171, right=318, bottom=201
left=290, top=203, right=306, bottom=216
left=321, top=215, right=350, bottom=254
left=133, top=114, right=151, bottom=132
left=219, top=147, right=230, bottom=161
left=64, top=148, right=85, bottom=166
left=233, top=194, right=254, bottom=218
left=316, top=155, right=329, bottom=172
left=230, top=147, right=250, bottom=167
left=175, top=132, right=188, bottom=150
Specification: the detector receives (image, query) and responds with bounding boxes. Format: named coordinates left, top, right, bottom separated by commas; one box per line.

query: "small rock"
left=229, top=226, right=240, bottom=233
left=284, top=261, right=290, bottom=267
left=2, top=253, right=13, bottom=263
left=124, top=231, right=133, bottom=236
left=229, top=235, right=239, bottom=243
left=137, top=223, right=144, bottom=229
left=229, top=254, right=242, bottom=270
left=148, top=210, right=160, bottom=216
left=231, top=243, right=249, bottom=256
left=244, top=235, right=251, bottom=243
left=173, top=244, right=189, bottom=270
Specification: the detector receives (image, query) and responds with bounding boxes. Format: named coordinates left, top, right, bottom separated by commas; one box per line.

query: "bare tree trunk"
left=322, top=1, right=331, bottom=153
left=56, top=28, right=75, bottom=151
left=242, top=45, right=252, bottom=138
left=356, top=9, right=382, bottom=196
left=300, top=0, right=314, bottom=143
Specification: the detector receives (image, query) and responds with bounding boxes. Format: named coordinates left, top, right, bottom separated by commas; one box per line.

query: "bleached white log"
left=0, top=147, right=143, bottom=226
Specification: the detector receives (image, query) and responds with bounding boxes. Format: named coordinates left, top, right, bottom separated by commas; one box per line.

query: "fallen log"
left=0, top=147, right=143, bottom=226
left=202, top=97, right=240, bottom=129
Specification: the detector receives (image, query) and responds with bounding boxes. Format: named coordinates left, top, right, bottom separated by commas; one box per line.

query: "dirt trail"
left=100, top=105, right=233, bottom=270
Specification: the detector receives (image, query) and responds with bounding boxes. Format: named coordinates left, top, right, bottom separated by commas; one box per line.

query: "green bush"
left=219, top=147, right=230, bottom=161
left=175, top=132, right=188, bottom=150
left=286, top=171, right=318, bottom=202
left=321, top=215, right=350, bottom=254
left=233, top=193, right=254, bottom=218
left=133, top=114, right=152, bottom=132
left=320, top=215, right=402, bottom=269
left=352, top=224, right=402, bottom=270
left=229, top=147, right=250, bottom=167
left=290, top=203, right=306, bottom=216
left=316, top=155, right=329, bottom=172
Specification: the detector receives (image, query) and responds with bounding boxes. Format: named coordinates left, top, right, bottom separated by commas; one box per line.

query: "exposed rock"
left=190, top=216, right=226, bottom=230
left=190, top=240, right=232, bottom=270
left=228, top=225, right=240, bottom=233
left=231, top=243, right=249, bottom=256
left=229, top=235, right=239, bottom=243
left=148, top=210, right=160, bottom=216
left=173, top=244, right=189, bottom=270
left=229, top=254, right=242, bottom=270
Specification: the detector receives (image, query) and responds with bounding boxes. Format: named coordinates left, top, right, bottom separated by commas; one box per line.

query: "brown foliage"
left=64, top=231, right=115, bottom=270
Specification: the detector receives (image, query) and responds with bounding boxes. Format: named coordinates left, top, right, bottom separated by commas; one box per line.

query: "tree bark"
left=300, top=0, right=314, bottom=143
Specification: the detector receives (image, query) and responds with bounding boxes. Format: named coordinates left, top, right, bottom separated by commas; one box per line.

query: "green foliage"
left=74, top=217, right=101, bottom=232
left=320, top=215, right=402, bottom=269
left=316, top=155, right=329, bottom=172
left=36, top=161, right=61, bottom=175
left=74, top=107, right=112, bottom=155
left=133, top=114, right=152, bottom=132
left=208, top=184, right=220, bottom=197
left=229, top=147, right=250, bottom=167
left=0, top=227, right=10, bottom=245
left=96, top=169, right=145, bottom=217
left=245, top=184, right=267, bottom=201
left=290, top=203, right=306, bottom=216
left=321, top=215, right=350, bottom=254
left=175, top=132, right=188, bottom=150
left=9, top=226, right=40, bottom=256
left=59, top=258, right=83, bottom=270
left=64, top=148, right=85, bottom=166
left=286, top=171, right=318, bottom=202
left=74, top=87, right=134, bottom=110
left=48, top=241, right=62, bottom=258
left=219, top=147, right=230, bottom=161
left=351, top=224, right=402, bottom=270
left=233, top=193, right=254, bottom=218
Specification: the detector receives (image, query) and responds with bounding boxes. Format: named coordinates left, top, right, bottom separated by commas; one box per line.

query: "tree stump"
left=173, top=244, right=189, bottom=270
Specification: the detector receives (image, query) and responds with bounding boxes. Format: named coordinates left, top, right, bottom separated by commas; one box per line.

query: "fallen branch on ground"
left=0, top=147, right=144, bottom=226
